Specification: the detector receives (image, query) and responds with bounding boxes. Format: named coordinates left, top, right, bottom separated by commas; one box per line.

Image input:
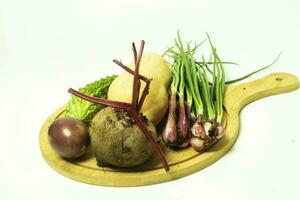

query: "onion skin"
left=216, top=125, right=225, bottom=139
left=162, top=92, right=177, bottom=144
left=191, top=118, right=205, bottom=139
left=190, top=137, right=205, bottom=152
left=178, top=95, right=188, bottom=140
left=48, top=117, right=90, bottom=159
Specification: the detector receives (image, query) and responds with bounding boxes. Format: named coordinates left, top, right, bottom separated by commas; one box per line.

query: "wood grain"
left=39, top=72, right=299, bottom=187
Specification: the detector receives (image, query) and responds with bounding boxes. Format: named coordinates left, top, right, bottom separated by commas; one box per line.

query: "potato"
left=107, top=53, right=171, bottom=125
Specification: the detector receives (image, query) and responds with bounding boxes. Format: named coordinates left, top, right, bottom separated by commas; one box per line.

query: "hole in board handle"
left=275, top=77, right=283, bottom=81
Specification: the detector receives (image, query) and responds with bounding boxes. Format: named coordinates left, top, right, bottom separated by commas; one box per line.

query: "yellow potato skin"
left=107, top=53, right=171, bottom=125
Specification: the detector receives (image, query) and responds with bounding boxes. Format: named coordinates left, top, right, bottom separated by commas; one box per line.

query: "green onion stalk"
left=190, top=35, right=226, bottom=151
left=162, top=38, right=196, bottom=147
left=187, top=44, right=217, bottom=150
left=162, top=53, right=190, bottom=147
left=197, top=62, right=216, bottom=136
left=177, top=56, right=190, bottom=147
left=205, top=33, right=227, bottom=140
left=175, top=33, right=206, bottom=141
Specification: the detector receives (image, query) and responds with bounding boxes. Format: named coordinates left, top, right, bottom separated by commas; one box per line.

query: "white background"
left=1, top=0, right=300, bottom=199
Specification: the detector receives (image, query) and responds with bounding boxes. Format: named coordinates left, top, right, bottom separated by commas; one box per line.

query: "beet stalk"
left=69, top=41, right=169, bottom=171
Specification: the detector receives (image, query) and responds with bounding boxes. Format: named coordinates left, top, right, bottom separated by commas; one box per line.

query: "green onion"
left=225, top=52, right=281, bottom=85
left=162, top=55, right=179, bottom=145
left=164, top=31, right=279, bottom=151
left=206, top=33, right=225, bottom=138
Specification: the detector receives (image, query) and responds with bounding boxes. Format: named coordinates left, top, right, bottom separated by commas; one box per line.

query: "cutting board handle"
left=224, top=72, right=299, bottom=112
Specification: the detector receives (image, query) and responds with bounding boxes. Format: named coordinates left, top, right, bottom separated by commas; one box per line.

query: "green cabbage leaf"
left=65, top=75, right=117, bottom=123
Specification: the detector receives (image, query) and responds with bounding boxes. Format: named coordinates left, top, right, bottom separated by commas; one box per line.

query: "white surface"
left=1, top=0, right=300, bottom=199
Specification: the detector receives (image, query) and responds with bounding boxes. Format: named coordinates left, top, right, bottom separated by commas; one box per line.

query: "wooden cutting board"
left=39, top=72, right=299, bottom=187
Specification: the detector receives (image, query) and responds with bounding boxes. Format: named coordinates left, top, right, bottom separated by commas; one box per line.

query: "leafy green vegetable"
left=64, top=75, right=117, bottom=123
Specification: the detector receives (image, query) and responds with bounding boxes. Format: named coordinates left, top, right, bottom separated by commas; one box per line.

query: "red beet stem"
left=128, top=110, right=170, bottom=172
left=113, top=59, right=149, bottom=82
left=136, top=40, right=145, bottom=68
left=137, top=78, right=152, bottom=113
left=68, top=88, right=132, bottom=110
left=131, top=42, right=139, bottom=110
left=69, top=40, right=169, bottom=172
left=132, top=42, right=138, bottom=65
left=112, top=58, right=152, bottom=112
left=131, top=41, right=145, bottom=110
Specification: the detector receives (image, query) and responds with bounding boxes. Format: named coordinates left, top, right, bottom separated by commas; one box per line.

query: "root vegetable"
left=162, top=91, right=177, bottom=144
left=190, top=137, right=204, bottom=152
left=107, top=53, right=171, bottom=125
left=89, top=107, right=157, bottom=167
left=68, top=41, right=170, bottom=171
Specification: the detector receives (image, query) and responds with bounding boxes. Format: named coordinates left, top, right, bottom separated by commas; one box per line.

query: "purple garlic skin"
left=190, top=137, right=205, bottom=152
left=216, top=125, right=225, bottom=139
left=178, top=96, right=189, bottom=139
left=191, top=118, right=205, bottom=139
left=162, top=92, right=177, bottom=144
